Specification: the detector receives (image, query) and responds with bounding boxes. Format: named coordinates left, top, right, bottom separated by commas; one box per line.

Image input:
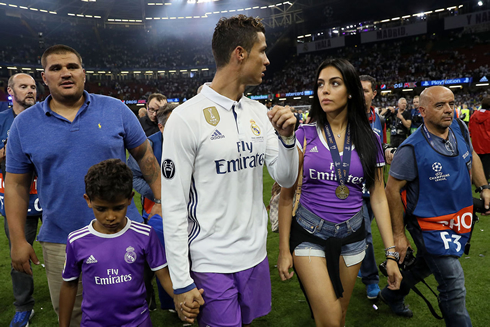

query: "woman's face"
left=316, top=66, right=349, bottom=115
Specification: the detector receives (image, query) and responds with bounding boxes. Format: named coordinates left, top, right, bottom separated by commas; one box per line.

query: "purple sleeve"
left=120, top=103, right=147, bottom=150
left=389, top=145, right=417, bottom=182
left=5, top=119, right=33, bottom=174
left=375, top=133, right=385, bottom=166
left=62, top=240, right=81, bottom=281
left=146, top=227, right=168, bottom=271
left=295, top=126, right=306, bottom=151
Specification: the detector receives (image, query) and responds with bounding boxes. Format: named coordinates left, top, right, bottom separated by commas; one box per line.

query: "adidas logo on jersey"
left=309, top=146, right=318, bottom=152
left=211, top=129, right=225, bottom=140
left=86, top=255, right=98, bottom=264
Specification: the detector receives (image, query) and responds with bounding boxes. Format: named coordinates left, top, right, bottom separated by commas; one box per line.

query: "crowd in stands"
left=2, top=14, right=490, bottom=108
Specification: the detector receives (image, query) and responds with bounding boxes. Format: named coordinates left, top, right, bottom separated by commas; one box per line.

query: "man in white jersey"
left=161, top=15, right=298, bottom=326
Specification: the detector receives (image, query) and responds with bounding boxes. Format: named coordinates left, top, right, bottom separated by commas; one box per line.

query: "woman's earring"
left=348, top=95, right=352, bottom=99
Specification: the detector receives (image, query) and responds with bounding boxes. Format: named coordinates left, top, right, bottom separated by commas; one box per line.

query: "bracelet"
left=385, top=245, right=395, bottom=251
left=386, top=257, right=398, bottom=262
left=475, top=184, right=490, bottom=193
left=153, top=198, right=162, bottom=204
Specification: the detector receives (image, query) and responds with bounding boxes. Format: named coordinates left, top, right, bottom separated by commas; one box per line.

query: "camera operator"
left=379, top=86, right=490, bottom=326
left=410, top=95, right=423, bottom=134
left=384, top=98, right=411, bottom=148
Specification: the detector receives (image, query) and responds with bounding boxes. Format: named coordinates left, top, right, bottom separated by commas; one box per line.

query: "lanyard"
left=324, top=122, right=352, bottom=189
left=422, top=124, right=456, bottom=155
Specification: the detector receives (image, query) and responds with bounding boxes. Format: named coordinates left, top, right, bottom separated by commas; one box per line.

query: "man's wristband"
left=475, top=184, right=490, bottom=193
left=153, top=198, right=162, bottom=204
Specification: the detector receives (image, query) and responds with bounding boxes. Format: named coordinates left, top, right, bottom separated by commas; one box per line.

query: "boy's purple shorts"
left=138, top=314, right=152, bottom=327
left=191, top=257, right=272, bottom=327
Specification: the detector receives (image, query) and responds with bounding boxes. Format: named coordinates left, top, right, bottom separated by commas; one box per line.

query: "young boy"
left=59, top=159, right=199, bottom=326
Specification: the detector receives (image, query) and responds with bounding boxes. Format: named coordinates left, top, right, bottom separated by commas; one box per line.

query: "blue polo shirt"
left=6, top=91, right=146, bottom=243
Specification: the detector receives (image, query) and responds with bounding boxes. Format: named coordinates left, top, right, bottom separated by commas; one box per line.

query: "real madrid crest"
left=124, top=246, right=137, bottom=264
left=250, top=119, right=261, bottom=136
left=203, top=107, right=220, bottom=126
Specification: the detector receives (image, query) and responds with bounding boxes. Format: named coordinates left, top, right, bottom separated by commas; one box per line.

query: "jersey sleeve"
left=62, top=239, right=81, bottom=282
left=146, top=226, right=168, bottom=271
left=389, top=145, right=417, bottom=182
left=375, top=133, right=385, bottom=167
left=5, top=118, right=33, bottom=174
left=295, top=126, right=306, bottom=153
left=264, top=114, right=299, bottom=188
left=161, top=111, right=197, bottom=293
left=120, top=103, right=147, bottom=150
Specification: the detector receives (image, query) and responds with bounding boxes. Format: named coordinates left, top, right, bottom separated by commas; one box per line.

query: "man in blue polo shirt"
left=1, top=73, right=42, bottom=327
left=5, top=45, right=163, bottom=327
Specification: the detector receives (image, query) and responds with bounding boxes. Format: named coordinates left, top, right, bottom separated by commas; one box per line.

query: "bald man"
left=379, top=86, right=490, bottom=326
left=2, top=73, right=42, bottom=326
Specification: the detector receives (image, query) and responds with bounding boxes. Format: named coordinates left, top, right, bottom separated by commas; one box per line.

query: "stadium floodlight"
left=449, top=85, right=462, bottom=89
left=279, top=98, right=286, bottom=101
left=202, top=68, right=209, bottom=71
left=49, top=11, right=57, bottom=14
left=121, top=71, right=129, bottom=74
left=169, top=70, right=177, bottom=73
left=77, top=14, right=84, bottom=17
left=269, top=5, right=275, bottom=8
left=391, top=17, right=400, bottom=20
left=40, top=9, right=48, bottom=12
left=191, top=69, right=198, bottom=71
left=165, top=2, right=171, bottom=5
left=68, top=13, right=75, bottom=16
left=9, top=4, right=17, bottom=7
left=293, top=97, right=301, bottom=100
left=260, top=6, right=267, bottom=9
left=459, top=5, right=463, bottom=8
left=0, top=3, right=6, bottom=6
left=253, top=6, right=259, bottom=9
left=402, top=89, right=413, bottom=92
left=229, top=9, right=236, bottom=12
left=21, top=68, right=31, bottom=70
left=148, top=2, right=155, bottom=5
left=158, top=71, right=165, bottom=73
left=133, top=71, right=141, bottom=73
left=424, top=11, right=433, bottom=14
left=86, top=70, right=94, bottom=73
left=237, top=9, right=243, bottom=11
left=402, top=15, right=411, bottom=18
left=476, top=83, right=489, bottom=86
left=36, top=68, right=44, bottom=71
left=381, top=19, right=390, bottom=22
left=478, top=1, right=483, bottom=6
left=20, top=6, right=28, bottom=9
left=98, top=71, right=106, bottom=73
left=447, top=6, right=457, bottom=10
left=86, top=15, right=93, bottom=17
left=180, top=70, right=188, bottom=72
left=435, top=8, right=444, bottom=12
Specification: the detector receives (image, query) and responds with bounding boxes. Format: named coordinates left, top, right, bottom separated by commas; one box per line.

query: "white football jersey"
left=161, top=85, right=298, bottom=291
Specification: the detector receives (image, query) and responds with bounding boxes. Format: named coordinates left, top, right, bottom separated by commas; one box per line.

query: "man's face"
left=42, top=52, right=85, bottom=104
left=8, top=75, right=37, bottom=109
left=361, top=81, right=376, bottom=111
left=420, top=87, right=455, bottom=131
left=413, top=97, right=419, bottom=109
left=398, top=99, right=407, bottom=111
left=147, top=98, right=166, bottom=123
left=242, top=32, right=270, bottom=86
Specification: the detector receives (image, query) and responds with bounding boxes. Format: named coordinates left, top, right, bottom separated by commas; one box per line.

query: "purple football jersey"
left=63, top=218, right=167, bottom=326
left=296, top=124, right=384, bottom=223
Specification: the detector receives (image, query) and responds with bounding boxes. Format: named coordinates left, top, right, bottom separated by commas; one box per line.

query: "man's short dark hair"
left=481, top=97, right=490, bottom=109
left=147, top=93, right=167, bottom=108
left=359, top=75, right=376, bottom=92
left=212, top=15, right=265, bottom=68
left=41, top=44, right=83, bottom=69
left=85, top=159, right=133, bottom=202
left=157, top=103, right=179, bottom=126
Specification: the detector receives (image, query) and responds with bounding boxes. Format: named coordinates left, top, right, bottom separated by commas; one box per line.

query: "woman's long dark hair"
left=308, top=58, right=381, bottom=190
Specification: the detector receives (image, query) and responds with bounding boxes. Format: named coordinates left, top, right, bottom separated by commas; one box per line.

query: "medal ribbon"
left=324, top=123, right=352, bottom=188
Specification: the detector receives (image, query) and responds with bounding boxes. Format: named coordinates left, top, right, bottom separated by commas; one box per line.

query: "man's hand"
left=267, top=105, right=296, bottom=137
left=480, top=188, right=490, bottom=216
left=174, top=288, right=205, bottom=324
left=148, top=203, right=162, bottom=220
left=396, top=110, right=404, bottom=120
left=393, top=233, right=411, bottom=264
left=11, top=241, right=39, bottom=275
left=384, top=148, right=394, bottom=165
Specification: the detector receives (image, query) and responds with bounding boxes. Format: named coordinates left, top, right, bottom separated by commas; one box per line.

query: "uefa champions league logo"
left=432, top=162, right=442, bottom=172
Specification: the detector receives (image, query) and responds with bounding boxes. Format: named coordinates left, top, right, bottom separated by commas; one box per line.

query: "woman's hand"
left=277, top=251, right=295, bottom=281
left=385, top=259, right=402, bottom=290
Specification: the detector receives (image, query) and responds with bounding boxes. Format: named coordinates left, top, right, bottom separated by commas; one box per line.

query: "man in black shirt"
left=388, top=97, right=412, bottom=148
left=140, top=93, right=167, bottom=136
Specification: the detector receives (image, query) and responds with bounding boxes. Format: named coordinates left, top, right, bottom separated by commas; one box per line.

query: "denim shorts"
left=293, top=204, right=367, bottom=267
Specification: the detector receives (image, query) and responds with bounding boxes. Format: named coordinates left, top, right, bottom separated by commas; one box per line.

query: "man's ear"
left=234, top=46, right=247, bottom=63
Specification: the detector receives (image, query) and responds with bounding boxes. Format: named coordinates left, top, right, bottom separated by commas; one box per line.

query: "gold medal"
left=335, top=185, right=350, bottom=200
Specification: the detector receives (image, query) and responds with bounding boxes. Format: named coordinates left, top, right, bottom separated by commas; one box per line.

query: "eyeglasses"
left=148, top=108, right=158, bottom=114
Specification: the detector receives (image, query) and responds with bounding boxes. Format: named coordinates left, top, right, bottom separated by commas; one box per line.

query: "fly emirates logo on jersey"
left=94, top=268, right=132, bottom=285
left=215, top=141, right=265, bottom=174
left=309, top=162, right=364, bottom=184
